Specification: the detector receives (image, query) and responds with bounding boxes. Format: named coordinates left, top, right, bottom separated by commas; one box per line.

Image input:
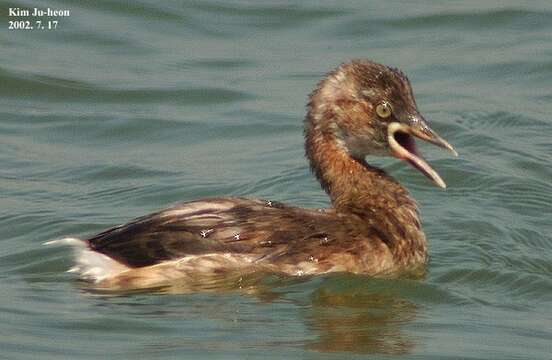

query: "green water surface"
left=1, top=1, right=551, bottom=359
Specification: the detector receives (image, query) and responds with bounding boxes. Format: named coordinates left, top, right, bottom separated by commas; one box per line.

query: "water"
left=1, top=0, right=551, bottom=358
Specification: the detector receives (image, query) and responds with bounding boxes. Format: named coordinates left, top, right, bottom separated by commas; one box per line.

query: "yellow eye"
left=376, top=102, right=392, bottom=118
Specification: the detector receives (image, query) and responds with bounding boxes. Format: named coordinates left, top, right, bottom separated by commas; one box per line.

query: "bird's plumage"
left=86, top=197, right=408, bottom=275
left=51, top=59, right=456, bottom=289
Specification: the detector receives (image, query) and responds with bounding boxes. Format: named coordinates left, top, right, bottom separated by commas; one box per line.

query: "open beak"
left=387, top=117, right=457, bottom=189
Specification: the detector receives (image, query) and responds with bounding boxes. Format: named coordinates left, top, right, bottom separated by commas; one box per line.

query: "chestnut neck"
left=304, top=109, right=425, bottom=258
left=305, top=127, right=414, bottom=212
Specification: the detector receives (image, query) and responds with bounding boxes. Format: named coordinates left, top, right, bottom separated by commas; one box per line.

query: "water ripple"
left=337, top=8, right=552, bottom=37
left=0, top=68, right=253, bottom=104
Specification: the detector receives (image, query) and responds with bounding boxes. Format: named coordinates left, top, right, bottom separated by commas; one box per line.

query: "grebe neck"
left=304, top=123, right=414, bottom=214
left=304, top=111, right=425, bottom=260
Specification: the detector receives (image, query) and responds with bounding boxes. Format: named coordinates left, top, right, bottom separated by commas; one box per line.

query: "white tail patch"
left=44, top=237, right=129, bottom=283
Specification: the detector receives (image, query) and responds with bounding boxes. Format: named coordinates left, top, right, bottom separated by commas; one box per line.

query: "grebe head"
left=307, top=59, right=457, bottom=188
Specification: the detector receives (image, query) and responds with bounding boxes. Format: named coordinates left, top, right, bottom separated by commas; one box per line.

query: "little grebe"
left=51, top=59, right=456, bottom=288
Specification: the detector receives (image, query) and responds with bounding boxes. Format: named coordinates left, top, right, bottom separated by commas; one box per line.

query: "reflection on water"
left=82, top=272, right=420, bottom=355
left=305, top=277, right=417, bottom=354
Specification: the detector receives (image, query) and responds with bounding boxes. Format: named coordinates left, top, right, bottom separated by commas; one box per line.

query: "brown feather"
left=80, top=59, right=441, bottom=285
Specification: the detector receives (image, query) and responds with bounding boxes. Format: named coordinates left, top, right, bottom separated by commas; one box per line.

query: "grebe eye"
left=376, top=102, right=392, bottom=118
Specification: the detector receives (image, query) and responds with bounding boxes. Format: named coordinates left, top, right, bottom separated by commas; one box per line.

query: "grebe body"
left=51, top=59, right=456, bottom=289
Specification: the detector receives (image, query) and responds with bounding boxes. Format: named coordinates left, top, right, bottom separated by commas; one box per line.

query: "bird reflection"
left=81, top=272, right=421, bottom=355
left=304, top=277, right=418, bottom=354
